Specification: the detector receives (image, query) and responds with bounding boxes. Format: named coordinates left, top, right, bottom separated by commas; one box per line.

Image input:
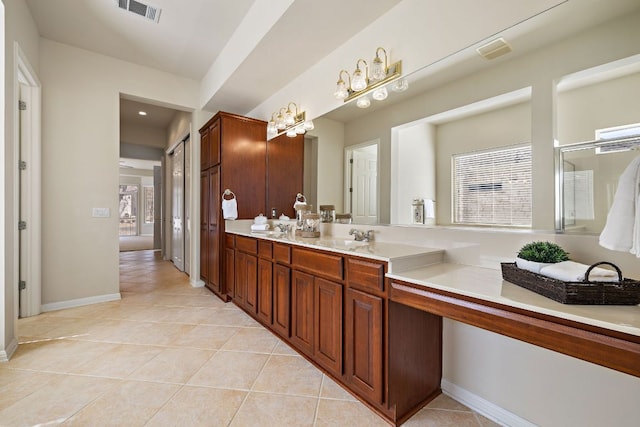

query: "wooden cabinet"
left=272, top=263, right=291, bottom=338
left=224, top=235, right=235, bottom=299
left=225, top=234, right=439, bottom=426
left=345, top=288, right=384, bottom=404
left=200, top=112, right=303, bottom=300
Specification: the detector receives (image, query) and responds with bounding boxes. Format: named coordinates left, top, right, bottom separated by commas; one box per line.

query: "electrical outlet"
left=92, top=207, right=110, bottom=218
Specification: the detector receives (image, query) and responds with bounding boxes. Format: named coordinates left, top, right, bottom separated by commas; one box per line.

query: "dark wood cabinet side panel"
left=234, top=252, right=246, bottom=305
left=291, top=270, right=315, bottom=356
left=225, top=248, right=235, bottom=299
left=267, top=133, right=304, bottom=219
left=273, top=264, right=291, bottom=337
left=388, top=300, right=442, bottom=419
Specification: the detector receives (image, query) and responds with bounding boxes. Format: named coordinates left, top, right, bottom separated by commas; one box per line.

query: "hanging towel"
left=222, top=198, right=238, bottom=220
left=539, top=261, right=618, bottom=282
left=599, top=155, right=640, bottom=256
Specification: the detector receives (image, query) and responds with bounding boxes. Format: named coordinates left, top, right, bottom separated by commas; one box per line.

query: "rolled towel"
left=250, top=223, right=270, bottom=231
left=539, top=260, right=618, bottom=282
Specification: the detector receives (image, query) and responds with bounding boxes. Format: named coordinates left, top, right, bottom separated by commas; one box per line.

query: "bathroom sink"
left=317, top=239, right=370, bottom=250
left=251, top=230, right=284, bottom=237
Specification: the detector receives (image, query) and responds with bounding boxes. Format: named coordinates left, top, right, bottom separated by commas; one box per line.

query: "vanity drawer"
left=225, top=233, right=235, bottom=248
left=236, top=235, right=257, bottom=254
left=258, top=240, right=273, bottom=259
left=347, top=257, right=385, bottom=293
left=273, top=243, right=291, bottom=264
left=292, top=247, right=343, bottom=281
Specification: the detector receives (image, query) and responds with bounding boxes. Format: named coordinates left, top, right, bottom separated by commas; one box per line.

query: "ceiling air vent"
left=116, top=0, right=161, bottom=23
left=476, top=37, right=512, bottom=60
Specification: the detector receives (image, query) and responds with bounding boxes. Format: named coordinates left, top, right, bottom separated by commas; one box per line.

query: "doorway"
left=345, top=141, right=379, bottom=224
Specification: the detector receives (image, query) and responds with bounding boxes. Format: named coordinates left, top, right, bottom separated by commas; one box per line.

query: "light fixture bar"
left=343, top=61, right=403, bottom=102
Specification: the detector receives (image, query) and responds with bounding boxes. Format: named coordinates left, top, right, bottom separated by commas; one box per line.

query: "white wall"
left=1, top=0, right=40, bottom=360
left=38, top=39, right=199, bottom=307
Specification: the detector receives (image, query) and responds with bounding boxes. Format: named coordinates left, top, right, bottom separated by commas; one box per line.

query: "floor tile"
left=230, top=392, right=318, bottom=427
left=71, top=344, right=164, bottom=378
left=252, top=354, right=323, bottom=397
left=319, top=374, right=358, bottom=401
left=145, top=385, right=246, bottom=426
left=128, top=347, right=214, bottom=383
left=171, top=323, right=240, bottom=349
left=188, top=350, right=269, bottom=390
left=315, top=398, right=389, bottom=427
left=221, top=327, right=279, bottom=353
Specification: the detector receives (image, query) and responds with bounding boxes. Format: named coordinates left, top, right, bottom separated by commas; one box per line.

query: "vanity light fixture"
left=267, top=102, right=315, bottom=139
left=334, top=46, right=407, bottom=108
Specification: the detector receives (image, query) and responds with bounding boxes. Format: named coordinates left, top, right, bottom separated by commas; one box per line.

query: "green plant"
left=517, top=241, right=569, bottom=263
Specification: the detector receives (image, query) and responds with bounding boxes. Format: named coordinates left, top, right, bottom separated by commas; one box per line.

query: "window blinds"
left=453, top=144, right=532, bottom=226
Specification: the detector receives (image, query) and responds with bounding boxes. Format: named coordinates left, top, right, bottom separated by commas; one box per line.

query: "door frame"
left=14, top=43, right=42, bottom=318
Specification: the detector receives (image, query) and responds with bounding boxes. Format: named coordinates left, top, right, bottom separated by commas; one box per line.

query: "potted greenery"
left=515, top=241, right=570, bottom=274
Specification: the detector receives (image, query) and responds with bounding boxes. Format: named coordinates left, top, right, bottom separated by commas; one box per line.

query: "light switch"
left=92, top=207, right=110, bottom=218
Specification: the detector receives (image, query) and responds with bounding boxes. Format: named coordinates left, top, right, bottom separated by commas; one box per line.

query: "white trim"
left=191, top=278, right=205, bottom=288
left=41, top=293, right=122, bottom=313
left=0, top=338, right=18, bottom=363
left=14, top=43, right=42, bottom=319
left=441, top=379, right=536, bottom=427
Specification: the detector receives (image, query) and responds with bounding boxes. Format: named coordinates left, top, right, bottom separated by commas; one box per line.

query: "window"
left=119, top=185, right=138, bottom=236
left=144, top=185, right=154, bottom=223
left=595, top=123, right=640, bottom=154
left=453, top=144, right=532, bottom=226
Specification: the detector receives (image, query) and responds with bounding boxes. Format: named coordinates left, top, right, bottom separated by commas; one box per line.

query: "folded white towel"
left=424, top=199, right=435, bottom=219
left=250, top=223, right=270, bottom=231
left=222, top=198, right=238, bottom=220
left=539, top=261, right=618, bottom=282
left=599, top=155, right=640, bottom=257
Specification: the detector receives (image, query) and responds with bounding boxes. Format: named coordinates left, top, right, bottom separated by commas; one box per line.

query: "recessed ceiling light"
left=138, top=111, right=147, bottom=116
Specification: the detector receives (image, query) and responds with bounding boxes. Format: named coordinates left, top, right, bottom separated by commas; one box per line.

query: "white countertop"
left=387, top=263, right=640, bottom=337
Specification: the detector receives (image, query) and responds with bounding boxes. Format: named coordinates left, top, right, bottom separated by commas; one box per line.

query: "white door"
left=153, top=165, right=162, bottom=249
left=349, top=144, right=378, bottom=224
left=171, top=142, right=184, bottom=271
left=183, top=136, right=191, bottom=275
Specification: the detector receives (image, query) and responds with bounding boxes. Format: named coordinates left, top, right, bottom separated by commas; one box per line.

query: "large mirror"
left=303, top=1, right=640, bottom=231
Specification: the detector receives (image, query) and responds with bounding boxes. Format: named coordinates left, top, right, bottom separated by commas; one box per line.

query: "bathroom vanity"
left=224, top=223, right=640, bottom=425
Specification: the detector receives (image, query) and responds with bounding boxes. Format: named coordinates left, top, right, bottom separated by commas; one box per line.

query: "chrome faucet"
left=349, top=228, right=374, bottom=242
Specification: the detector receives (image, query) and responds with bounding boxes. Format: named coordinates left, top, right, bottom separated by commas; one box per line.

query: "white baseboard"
left=441, top=379, right=537, bottom=427
left=41, top=293, right=121, bottom=313
left=191, top=278, right=205, bottom=288
left=0, top=338, right=19, bottom=362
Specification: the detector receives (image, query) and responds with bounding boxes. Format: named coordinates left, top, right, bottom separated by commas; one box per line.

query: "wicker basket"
left=501, top=261, right=640, bottom=305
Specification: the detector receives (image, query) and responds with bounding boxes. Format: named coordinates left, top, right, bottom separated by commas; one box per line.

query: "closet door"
left=171, top=142, right=184, bottom=271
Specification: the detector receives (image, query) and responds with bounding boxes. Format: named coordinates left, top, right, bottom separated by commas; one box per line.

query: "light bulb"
left=370, top=56, right=386, bottom=81
left=391, top=78, right=409, bottom=92
left=356, top=96, right=371, bottom=108
left=351, top=69, right=367, bottom=91
left=284, top=110, right=295, bottom=126
left=267, top=120, right=276, bottom=133
left=286, top=129, right=297, bottom=137
left=303, top=120, right=314, bottom=131
left=334, top=80, right=349, bottom=100
left=295, top=126, right=306, bottom=135
left=275, top=113, right=285, bottom=130
left=372, top=87, right=388, bottom=101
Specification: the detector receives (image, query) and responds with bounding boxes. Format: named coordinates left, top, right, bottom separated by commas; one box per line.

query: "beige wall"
left=120, top=122, right=167, bottom=149
left=38, top=39, right=199, bottom=308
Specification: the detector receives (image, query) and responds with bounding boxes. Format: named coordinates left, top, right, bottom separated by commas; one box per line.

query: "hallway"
left=0, top=251, right=495, bottom=426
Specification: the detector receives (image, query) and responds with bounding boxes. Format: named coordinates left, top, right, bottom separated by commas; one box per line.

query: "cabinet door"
left=208, top=167, right=220, bottom=293
left=272, top=264, right=291, bottom=337
left=225, top=247, right=235, bottom=299
left=200, top=171, right=210, bottom=284
left=345, top=288, right=384, bottom=405
left=244, top=254, right=258, bottom=314
left=209, top=119, right=221, bottom=166
left=200, top=127, right=210, bottom=170
left=315, top=278, right=343, bottom=376
left=291, top=270, right=314, bottom=356
left=234, top=252, right=246, bottom=305
left=257, top=258, right=273, bottom=324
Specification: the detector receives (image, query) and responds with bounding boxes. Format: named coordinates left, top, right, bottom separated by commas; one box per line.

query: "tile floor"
left=0, top=250, right=499, bottom=426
